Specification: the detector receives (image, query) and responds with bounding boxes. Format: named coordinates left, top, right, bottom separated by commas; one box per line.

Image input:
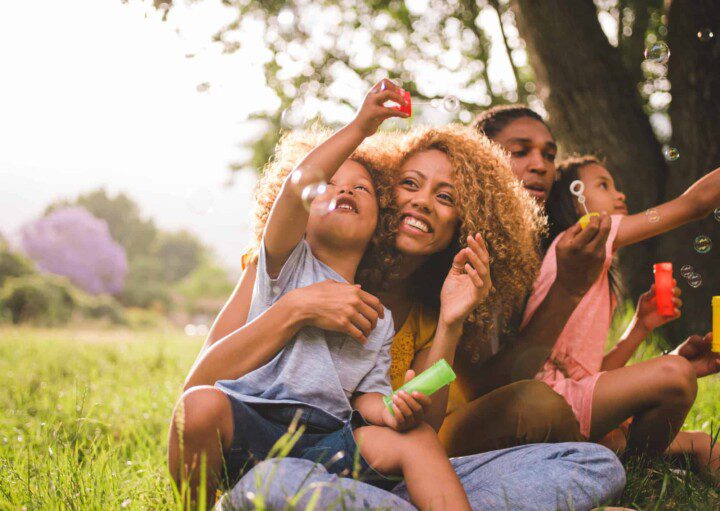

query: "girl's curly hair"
left=250, top=126, right=401, bottom=294
left=396, top=125, right=548, bottom=362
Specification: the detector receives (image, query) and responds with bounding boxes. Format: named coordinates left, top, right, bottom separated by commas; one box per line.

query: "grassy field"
left=1, top=326, right=719, bottom=510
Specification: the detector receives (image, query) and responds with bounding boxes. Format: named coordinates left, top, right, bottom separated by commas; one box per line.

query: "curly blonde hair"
left=394, top=125, right=547, bottom=362
left=250, top=127, right=401, bottom=293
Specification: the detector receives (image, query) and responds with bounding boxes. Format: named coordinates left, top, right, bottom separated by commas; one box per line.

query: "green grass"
left=1, top=325, right=719, bottom=510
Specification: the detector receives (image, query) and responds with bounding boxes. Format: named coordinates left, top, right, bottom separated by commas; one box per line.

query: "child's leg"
left=354, top=423, right=471, bottom=511
left=667, top=430, right=720, bottom=475
left=167, top=385, right=234, bottom=508
left=590, top=355, right=697, bottom=454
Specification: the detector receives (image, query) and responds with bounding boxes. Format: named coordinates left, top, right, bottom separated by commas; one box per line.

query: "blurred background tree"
left=155, top=0, right=717, bottom=338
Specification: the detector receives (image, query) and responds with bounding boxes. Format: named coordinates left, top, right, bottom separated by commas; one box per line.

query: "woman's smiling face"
left=394, top=149, right=459, bottom=258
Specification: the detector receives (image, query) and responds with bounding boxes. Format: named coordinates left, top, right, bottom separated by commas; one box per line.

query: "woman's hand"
left=635, top=282, right=682, bottom=333
left=671, top=332, right=720, bottom=378
left=380, top=370, right=433, bottom=432
left=438, top=233, right=492, bottom=329
left=285, top=280, right=385, bottom=344
left=351, top=79, right=409, bottom=137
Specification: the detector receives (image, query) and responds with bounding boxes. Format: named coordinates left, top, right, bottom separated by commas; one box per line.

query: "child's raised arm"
left=614, top=166, right=720, bottom=250
left=263, top=79, right=409, bottom=276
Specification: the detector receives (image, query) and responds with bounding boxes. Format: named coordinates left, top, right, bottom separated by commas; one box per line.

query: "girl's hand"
left=439, top=233, right=492, bottom=329
left=285, top=280, right=384, bottom=345
left=380, top=370, right=432, bottom=432
left=635, top=282, right=682, bottom=333
left=351, top=79, right=409, bottom=137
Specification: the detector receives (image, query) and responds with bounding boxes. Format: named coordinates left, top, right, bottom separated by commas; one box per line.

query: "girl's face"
left=492, top=117, right=557, bottom=204
left=394, top=149, right=459, bottom=257
left=576, top=163, right=628, bottom=216
left=306, top=160, right=379, bottom=251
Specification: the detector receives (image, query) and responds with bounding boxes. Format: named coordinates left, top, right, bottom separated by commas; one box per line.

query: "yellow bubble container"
left=579, top=212, right=600, bottom=229
left=713, top=296, right=720, bottom=353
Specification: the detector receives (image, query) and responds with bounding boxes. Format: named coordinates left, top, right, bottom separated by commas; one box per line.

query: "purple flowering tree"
left=20, top=207, right=128, bottom=295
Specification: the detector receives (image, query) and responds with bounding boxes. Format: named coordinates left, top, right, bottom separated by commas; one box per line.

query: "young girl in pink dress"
left=522, top=155, right=720, bottom=474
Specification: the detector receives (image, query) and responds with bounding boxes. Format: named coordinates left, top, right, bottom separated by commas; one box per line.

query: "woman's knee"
left=172, top=386, right=234, bottom=447
left=655, top=356, right=697, bottom=406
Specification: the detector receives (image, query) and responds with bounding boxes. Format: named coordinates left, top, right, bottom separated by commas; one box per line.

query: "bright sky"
left=0, top=0, right=276, bottom=270
left=0, top=0, right=528, bottom=271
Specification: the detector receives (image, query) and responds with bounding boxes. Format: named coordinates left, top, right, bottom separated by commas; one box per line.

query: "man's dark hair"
left=473, top=104, right=549, bottom=140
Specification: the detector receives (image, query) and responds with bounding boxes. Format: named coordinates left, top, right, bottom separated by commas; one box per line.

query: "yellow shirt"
left=390, top=303, right=466, bottom=414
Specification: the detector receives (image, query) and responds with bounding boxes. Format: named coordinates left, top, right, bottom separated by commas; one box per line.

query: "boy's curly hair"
left=396, top=125, right=547, bottom=362
left=250, top=127, right=401, bottom=293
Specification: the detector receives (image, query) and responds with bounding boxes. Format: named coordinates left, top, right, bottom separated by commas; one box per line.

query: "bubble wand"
left=569, top=180, right=600, bottom=229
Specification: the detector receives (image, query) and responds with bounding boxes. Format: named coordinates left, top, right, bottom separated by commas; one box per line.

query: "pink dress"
left=520, top=215, right=623, bottom=438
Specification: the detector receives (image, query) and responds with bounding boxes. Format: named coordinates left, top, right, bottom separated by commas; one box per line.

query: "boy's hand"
left=352, top=79, right=409, bottom=137
left=380, top=370, right=432, bottom=432
left=635, top=282, right=682, bottom=333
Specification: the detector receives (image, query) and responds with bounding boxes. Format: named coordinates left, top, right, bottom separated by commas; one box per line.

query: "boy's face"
left=576, top=164, right=628, bottom=216
left=306, top=160, right=379, bottom=252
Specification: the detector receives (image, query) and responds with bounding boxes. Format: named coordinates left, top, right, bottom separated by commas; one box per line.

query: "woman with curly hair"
left=178, top=116, right=625, bottom=509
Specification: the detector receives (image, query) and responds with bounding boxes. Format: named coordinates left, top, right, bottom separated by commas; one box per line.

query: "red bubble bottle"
left=653, top=262, right=674, bottom=317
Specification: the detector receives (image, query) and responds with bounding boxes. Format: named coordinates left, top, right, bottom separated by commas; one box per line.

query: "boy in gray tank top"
left=215, top=80, right=472, bottom=510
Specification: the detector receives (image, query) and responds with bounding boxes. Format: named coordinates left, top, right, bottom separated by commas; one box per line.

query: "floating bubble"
left=443, top=95, right=461, bottom=113
left=694, top=235, right=712, bottom=254
left=644, top=41, right=670, bottom=65
left=714, top=207, right=720, bottom=222
left=680, top=265, right=694, bottom=279
left=662, top=145, right=680, bottom=162
left=300, top=182, right=337, bottom=215
left=688, top=273, right=703, bottom=288
left=698, top=29, right=715, bottom=42
left=186, top=187, right=214, bottom=215
left=196, top=82, right=211, bottom=93
left=645, top=208, right=660, bottom=223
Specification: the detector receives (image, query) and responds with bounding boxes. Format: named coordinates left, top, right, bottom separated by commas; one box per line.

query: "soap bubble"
left=300, top=182, right=336, bottom=215
left=186, top=187, right=214, bottom=215
left=196, top=82, right=211, bottom=93
left=645, top=208, right=660, bottom=223
left=694, top=235, right=712, bottom=254
left=289, top=168, right=323, bottom=194
left=687, top=273, right=703, bottom=288
left=443, top=95, right=461, bottom=113
left=697, top=29, right=715, bottom=42
left=662, top=145, right=680, bottom=162
left=714, top=207, right=720, bottom=222
left=680, top=265, right=694, bottom=279
left=644, top=42, right=670, bottom=65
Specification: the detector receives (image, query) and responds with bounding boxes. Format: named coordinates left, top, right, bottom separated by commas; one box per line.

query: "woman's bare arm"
left=202, top=261, right=257, bottom=352
left=184, top=262, right=385, bottom=390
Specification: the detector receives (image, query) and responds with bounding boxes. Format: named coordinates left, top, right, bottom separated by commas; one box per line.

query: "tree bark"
left=511, top=0, right=670, bottom=320
left=661, top=0, right=720, bottom=337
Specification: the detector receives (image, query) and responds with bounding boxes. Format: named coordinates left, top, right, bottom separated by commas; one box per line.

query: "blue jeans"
left=220, top=442, right=625, bottom=511
left=221, top=395, right=395, bottom=491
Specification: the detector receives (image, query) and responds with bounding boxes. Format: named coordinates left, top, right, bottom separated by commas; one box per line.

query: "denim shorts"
left=220, top=394, right=398, bottom=492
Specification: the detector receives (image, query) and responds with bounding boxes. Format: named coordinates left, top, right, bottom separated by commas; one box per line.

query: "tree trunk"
left=661, top=0, right=720, bottom=337
left=511, top=0, right=673, bottom=326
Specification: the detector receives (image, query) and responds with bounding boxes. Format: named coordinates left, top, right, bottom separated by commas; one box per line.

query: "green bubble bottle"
left=383, top=358, right=456, bottom=415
